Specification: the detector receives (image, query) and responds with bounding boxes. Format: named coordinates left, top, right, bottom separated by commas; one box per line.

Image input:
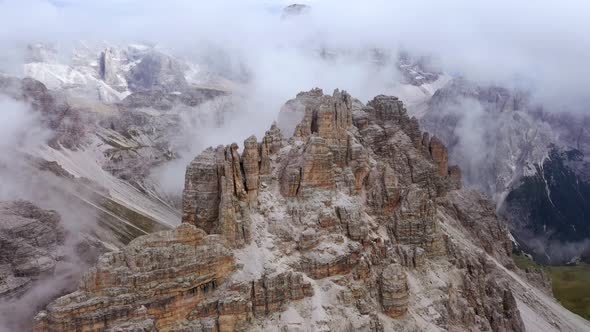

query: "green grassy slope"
left=513, top=253, right=590, bottom=320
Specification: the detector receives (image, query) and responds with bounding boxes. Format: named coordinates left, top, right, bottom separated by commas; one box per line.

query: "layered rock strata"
left=182, top=124, right=284, bottom=248
left=34, top=223, right=313, bottom=332
left=380, top=263, right=409, bottom=318
left=0, top=201, right=66, bottom=300
left=0, top=200, right=108, bottom=331
left=37, top=89, right=536, bottom=332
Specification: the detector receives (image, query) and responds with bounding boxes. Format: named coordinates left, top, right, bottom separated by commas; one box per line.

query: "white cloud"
left=0, top=0, right=588, bottom=111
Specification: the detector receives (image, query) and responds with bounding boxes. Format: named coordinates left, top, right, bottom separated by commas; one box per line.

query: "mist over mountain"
left=1, top=1, right=590, bottom=331
left=2, top=0, right=590, bottom=108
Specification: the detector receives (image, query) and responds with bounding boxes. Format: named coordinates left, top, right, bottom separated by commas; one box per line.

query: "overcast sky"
left=0, top=0, right=587, bottom=97
left=1, top=0, right=589, bottom=110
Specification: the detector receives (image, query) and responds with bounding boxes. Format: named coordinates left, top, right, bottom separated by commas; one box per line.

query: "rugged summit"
left=35, top=89, right=590, bottom=331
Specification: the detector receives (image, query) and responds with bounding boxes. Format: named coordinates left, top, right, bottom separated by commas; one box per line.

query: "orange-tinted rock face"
left=186, top=271, right=314, bottom=331
left=242, top=135, right=261, bottom=201
left=34, top=224, right=236, bottom=332
left=34, top=223, right=314, bottom=332
left=183, top=125, right=284, bottom=247
left=390, top=186, right=445, bottom=256
left=300, top=243, right=362, bottom=279
left=449, top=165, right=462, bottom=189
left=278, top=89, right=358, bottom=197
left=428, top=136, right=449, bottom=177
left=380, top=264, right=409, bottom=318
left=182, top=145, right=251, bottom=248
left=299, top=136, right=336, bottom=191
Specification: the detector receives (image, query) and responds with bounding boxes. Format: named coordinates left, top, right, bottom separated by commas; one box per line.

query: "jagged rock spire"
left=36, top=89, right=537, bottom=332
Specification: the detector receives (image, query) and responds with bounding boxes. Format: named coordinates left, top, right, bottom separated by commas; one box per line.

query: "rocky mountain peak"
left=33, top=89, right=589, bottom=332
left=283, top=4, right=311, bottom=18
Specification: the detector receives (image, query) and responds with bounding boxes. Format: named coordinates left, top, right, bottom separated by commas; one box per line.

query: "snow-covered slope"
left=23, top=43, right=232, bottom=103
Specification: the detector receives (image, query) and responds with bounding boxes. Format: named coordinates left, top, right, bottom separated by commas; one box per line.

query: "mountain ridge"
left=32, top=89, right=590, bottom=332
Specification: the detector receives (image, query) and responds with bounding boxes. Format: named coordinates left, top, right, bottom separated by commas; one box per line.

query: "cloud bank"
left=0, top=0, right=589, bottom=110
left=1, top=0, right=582, bottom=196
left=0, top=1, right=588, bottom=327
left=2, top=0, right=588, bottom=209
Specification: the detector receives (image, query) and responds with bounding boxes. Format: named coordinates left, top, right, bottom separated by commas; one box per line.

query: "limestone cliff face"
left=34, top=224, right=238, bottom=331
left=36, top=89, right=536, bottom=332
left=182, top=124, right=284, bottom=248
left=0, top=201, right=66, bottom=300
left=34, top=223, right=313, bottom=332
left=0, top=201, right=108, bottom=331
